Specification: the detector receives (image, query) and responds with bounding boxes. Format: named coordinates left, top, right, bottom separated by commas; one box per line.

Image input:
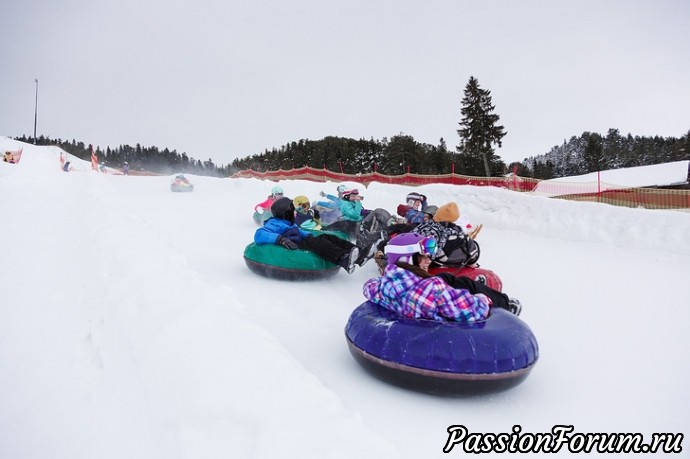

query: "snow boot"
left=337, top=247, right=359, bottom=274
left=508, top=297, right=522, bottom=316
left=357, top=231, right=387, bottom=267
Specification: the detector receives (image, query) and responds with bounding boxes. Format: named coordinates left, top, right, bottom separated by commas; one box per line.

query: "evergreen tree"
left=456, top=76, right=507, bottom=176
left=582, top=132, right=604, bottom=172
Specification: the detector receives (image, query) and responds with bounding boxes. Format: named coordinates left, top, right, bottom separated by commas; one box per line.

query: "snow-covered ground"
left=534, top=160, right=690, bottom=196
left=1, top=137, right=689, bottom=458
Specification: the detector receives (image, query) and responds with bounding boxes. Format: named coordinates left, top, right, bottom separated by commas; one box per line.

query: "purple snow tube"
left=345, top=302, right=539, bottom=395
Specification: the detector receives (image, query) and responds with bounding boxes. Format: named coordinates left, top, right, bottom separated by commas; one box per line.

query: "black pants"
left=323, top=220, right=358, bottom=239
left=435, top=273, right=511, bottom=311
left=298, top=234, right=355, bottom=265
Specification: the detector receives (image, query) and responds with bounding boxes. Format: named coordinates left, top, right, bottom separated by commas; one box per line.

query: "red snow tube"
left=428, top=266, right=503, bottom=291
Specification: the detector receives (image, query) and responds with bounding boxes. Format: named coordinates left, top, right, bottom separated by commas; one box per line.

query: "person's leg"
left=436, top=273, right=511, bottom=311
left=323, top=220, right=357, bottom=236
left=356, top=230, right=387, bottom=266
left=299, top=234, right=353, bottom=264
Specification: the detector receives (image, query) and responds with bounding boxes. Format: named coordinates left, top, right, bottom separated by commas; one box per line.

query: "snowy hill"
left=1, top=136, right=689, bottom=458
left=534, top=160, right=690, bottom=196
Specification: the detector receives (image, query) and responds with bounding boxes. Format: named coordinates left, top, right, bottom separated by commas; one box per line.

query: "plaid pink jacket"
left=363, top=265, right=491, bottom=323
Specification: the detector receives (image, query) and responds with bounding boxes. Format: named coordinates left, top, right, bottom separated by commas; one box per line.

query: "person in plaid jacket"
left=363, top=233, right=491, bottom=323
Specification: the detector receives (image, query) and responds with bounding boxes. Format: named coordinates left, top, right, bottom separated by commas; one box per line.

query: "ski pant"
left=298, top=234, right=355, bottom=265
left=435, top=273, right=511, bottom=312
left=323, top=220, right=358, bottom=239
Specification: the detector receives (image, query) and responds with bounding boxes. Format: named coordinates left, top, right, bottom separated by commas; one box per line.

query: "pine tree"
left=457, top=76, right=507, bottom=176
left=583, top=132, right=604, bottom=173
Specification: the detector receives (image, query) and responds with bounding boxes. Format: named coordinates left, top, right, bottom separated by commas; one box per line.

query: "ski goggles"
left=419, top=237, right=437, bottom=257
left=384, top=236, right=438, bottom=258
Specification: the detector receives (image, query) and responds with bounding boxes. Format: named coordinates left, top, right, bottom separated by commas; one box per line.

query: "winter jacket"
left=254, top=196, right=276, bottom=213
left=413, top=220, right=464, bottom=259
left=363, top=265, right=491, bottom=323
left=295, top=208, right=321, bottom=230
left=323, top=193, right=341, bottom=206
left=413, top=220, right=479, bottom=267
left=339, top=200, right=364, bottom=222
left=405, top=208, right=425, bottom=224
left=254, top=218, right=311, bottom=245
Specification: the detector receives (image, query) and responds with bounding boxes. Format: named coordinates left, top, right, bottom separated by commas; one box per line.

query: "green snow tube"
left=253, top=210, right=272, bottom=226
left=243, top=229, right=349, bottom=281
left=243, top=242, right=340, bottom=281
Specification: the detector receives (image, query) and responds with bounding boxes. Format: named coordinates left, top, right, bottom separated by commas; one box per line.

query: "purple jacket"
left=363, top=265, right=491, bottom=323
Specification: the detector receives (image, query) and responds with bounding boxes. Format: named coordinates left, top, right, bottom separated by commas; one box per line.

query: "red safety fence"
left=556, top=187, right=690, bottom=209
left=231, top=166, right=690, bottom=210
left=232, top=166, right=539, bottom=191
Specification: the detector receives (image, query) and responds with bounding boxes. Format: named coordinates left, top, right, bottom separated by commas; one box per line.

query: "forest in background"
left=14, top=75, right=687, bottom=180
left=14, top=128, right=689, bottom=180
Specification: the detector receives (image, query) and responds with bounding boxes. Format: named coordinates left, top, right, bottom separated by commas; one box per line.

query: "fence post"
left=597, top=170, right=601, bottom=203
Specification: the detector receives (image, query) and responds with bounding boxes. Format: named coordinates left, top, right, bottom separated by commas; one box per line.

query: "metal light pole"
left=33, top=78, right=39, bottom=144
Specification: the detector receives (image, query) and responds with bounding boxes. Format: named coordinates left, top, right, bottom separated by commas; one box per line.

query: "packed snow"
left=1, top=137, right=689, bottom=458
left=534, top=160, right=690, bottom=196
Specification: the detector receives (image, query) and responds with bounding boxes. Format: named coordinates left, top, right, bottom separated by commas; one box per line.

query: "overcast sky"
left=2, top=0, right=689, bottom=168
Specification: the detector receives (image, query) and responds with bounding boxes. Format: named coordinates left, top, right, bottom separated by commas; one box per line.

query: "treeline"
left=229, top=129, right=690, bottom=179
left=17, top=128, right=690, bottom=180
left=229, top=134, right=508, bottom=177
left=520, top=129, right=690, bottom=179
left=15, top=135, right=232, bottom=177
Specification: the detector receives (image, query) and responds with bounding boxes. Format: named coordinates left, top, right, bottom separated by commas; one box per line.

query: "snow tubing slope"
left=345, top=301, right=539, bottom=395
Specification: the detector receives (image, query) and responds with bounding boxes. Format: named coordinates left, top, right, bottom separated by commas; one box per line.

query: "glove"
left=319, top=190, right=326, bottom=197
left=277, top=236, right=298, bottom=250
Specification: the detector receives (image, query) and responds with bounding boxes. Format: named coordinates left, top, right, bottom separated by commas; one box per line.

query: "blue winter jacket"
left=254, top=217, right=311, bottom=245
left=339, top=200, right=363, bottom=221
left=405, top=208, right=425, bottom=224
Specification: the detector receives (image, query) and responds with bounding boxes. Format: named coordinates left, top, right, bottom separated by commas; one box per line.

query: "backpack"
left=439, top=234, right=480, bottom=267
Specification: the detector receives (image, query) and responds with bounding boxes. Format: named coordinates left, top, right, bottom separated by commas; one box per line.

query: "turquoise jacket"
left=339, top=200, right=363, bottom=221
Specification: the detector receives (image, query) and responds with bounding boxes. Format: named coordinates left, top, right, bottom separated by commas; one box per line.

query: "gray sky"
left=2, top=0, right=689, bottom=168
